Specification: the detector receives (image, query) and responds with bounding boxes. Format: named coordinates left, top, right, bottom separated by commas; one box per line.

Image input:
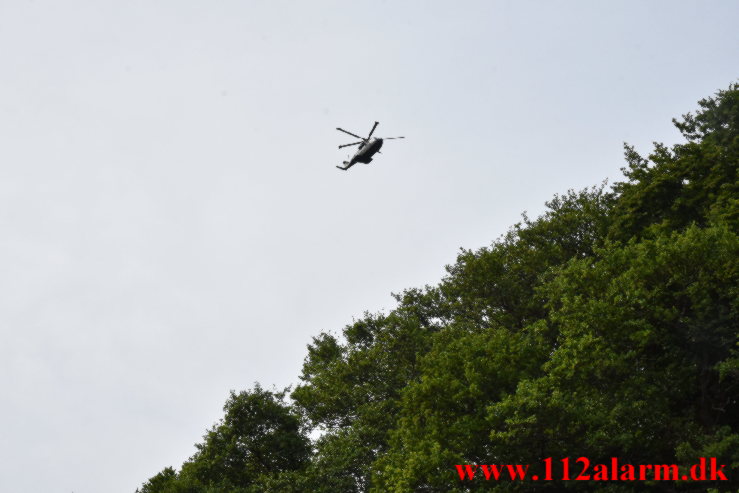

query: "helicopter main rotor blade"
left=338, top=141, right=363, bottom=149
left=366, top=121, right=379, bottom=139
left=336, top=127, right=364, bottom=140
left=383, top=136, right=405, bottom=140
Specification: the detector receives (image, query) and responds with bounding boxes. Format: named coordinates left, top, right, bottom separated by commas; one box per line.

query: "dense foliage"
left=138, top=84, right=738, bottom=492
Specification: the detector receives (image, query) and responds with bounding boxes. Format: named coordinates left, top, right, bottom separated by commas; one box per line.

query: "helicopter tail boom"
left=336, top=160, right=355, bottom=171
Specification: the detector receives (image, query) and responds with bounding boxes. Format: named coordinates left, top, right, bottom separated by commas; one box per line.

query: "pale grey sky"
left=0, top=1, right=737, bottom=491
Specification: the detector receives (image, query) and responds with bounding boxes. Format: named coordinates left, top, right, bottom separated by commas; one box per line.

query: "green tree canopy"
left=137, top=386, right=310, bottom=493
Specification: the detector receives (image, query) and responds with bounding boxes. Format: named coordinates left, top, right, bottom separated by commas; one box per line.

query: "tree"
left=137, top=386, right=310, bottom=493
left=610, top=83, right=738, bottom=239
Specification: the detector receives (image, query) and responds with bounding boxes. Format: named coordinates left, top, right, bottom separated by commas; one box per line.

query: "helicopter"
left=335, top=121, right=404, bottom=170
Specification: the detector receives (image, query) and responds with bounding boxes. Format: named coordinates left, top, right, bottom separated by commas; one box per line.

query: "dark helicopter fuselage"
left=350, top=137, right=383, bottom=165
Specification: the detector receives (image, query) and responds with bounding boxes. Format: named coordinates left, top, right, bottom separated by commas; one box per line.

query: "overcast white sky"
left=0, top=1, right=737, bottom=491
